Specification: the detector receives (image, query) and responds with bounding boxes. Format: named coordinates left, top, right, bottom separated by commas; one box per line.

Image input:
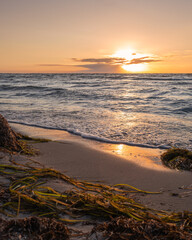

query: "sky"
left=1, top=0, right=192, bottom=73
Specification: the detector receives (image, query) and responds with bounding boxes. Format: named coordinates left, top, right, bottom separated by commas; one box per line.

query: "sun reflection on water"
left=101, top=143, right=168, bottom=171
left=116, top=144, right=124, bottom=154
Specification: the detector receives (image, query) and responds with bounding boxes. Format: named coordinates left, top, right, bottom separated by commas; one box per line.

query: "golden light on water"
left=101, top=143, right=167, bottom=170
left=116, top=144, right=125, bottom=155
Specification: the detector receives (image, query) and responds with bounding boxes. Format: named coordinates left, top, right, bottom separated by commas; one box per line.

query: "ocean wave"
left=1, top=73, right=191, bottom=151
left=173, top=107, right=192, bottom=113
left=9, top=121, right=170, bottom=150
left=0, top=85, right=50, bottom=92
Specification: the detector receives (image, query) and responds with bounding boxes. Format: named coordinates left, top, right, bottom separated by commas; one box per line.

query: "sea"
left=0, top=73, right=192, bottom=150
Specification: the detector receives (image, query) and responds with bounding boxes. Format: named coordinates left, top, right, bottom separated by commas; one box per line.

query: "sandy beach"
left=0, top=120, right=191, bottom=239
left=12, top=123, right=192, bottom=213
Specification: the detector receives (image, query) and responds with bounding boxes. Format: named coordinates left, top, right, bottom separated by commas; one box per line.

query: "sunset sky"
left=1, top=0, right=192, bottom=73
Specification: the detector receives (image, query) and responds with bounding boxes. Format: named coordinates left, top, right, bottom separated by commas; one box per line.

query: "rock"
left=0, top=114, right=22, bottom=152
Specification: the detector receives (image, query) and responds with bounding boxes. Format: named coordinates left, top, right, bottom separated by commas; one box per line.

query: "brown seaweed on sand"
left=0, top=216, right=69, bottom=240
left=0, top=114, right=22, bottom=152
left=0, top=161, right=191, bottom=238
left=90, top=216, right=192, bottom=240
left=0, top=114, right=37, bottom=155
left=161, top=148, right=192, bottom=171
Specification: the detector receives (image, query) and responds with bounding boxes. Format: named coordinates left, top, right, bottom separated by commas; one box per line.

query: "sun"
left=112, top=49, right=137, bottom=61
left=122, top=64, right=147, bottom=72
left=111, top=48, right=149, bottom=72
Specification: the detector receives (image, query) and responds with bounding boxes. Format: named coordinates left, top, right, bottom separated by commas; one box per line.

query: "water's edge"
left=10, top=120, right=169, bottom=150
left=11, top=122, right=166, bottom=170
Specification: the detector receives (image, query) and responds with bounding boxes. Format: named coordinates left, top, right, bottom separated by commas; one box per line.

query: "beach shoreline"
left=0, top=120, right=191, bottom=239
left=11, top=122, right=192, bottom=213
left=11, top=122, right=165, bottom=169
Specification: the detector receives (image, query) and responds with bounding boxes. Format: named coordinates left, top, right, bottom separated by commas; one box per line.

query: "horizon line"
left=0, top=72, right=192, bottom=74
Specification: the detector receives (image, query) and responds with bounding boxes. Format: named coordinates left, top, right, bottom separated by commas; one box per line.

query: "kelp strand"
left=0, top=162, right=191, bottom=233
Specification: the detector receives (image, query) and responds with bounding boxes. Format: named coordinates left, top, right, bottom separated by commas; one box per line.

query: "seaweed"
left=0, top=114, right=49, bottom=155
left=90, top=216, right=192, bottom=240
left=0, top=163, right=162, bottom=222
left=0, top=160, right=191, bottom=235
left=16, top=134, right=51, bottom=156
left=0, top=143, right=191, bottom=238
left=18, top=133, right=50, bottom=143
left=0, top=216, right=69, bottom=240
left=0, top=114, right=22, bottom=152
left=161, top=148, right=192, bottom=171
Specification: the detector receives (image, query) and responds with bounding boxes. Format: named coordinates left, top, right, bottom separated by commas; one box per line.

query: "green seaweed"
left=0, top=161, right=191, bottom=235
left=19, top=134, right=50, bottom=143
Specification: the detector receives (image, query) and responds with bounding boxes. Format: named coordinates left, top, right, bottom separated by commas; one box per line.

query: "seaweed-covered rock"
left=0, top=114, right=22, bottom=152
left=161, top=148, right=192, bottom=171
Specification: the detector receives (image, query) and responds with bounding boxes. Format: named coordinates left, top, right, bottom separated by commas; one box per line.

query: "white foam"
left=9, top=120, right=170, bottom=150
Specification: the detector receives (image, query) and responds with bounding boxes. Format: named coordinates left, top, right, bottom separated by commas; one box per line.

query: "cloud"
left=73, top=56, right=161, bottom=66
left=71, top=55, right=162, bottom=72
left=35, top=55, right=162, bottom=73
left=72, top=57, right=127, bottom=64
left=75, top=63, right=123, bottom=73
left=128, top=57, right=162, bottom=65
left=35, top=63, right=121, bottom=73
